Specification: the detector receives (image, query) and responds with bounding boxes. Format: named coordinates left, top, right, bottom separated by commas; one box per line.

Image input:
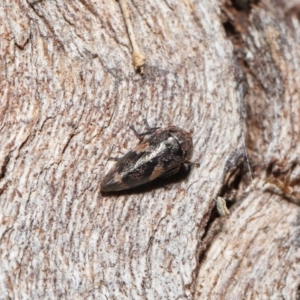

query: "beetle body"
left=100, top=126, right=193, bottom=192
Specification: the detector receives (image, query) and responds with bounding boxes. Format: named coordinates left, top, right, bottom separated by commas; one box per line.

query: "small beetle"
left=100, top=121, right=193, bottom=192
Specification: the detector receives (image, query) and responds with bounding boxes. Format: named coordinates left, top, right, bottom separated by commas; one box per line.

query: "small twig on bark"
left=118, top=0, right=146, bottom=73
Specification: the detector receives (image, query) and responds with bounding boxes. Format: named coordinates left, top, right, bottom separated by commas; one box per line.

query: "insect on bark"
left=100, top=120, right=194, bottom=192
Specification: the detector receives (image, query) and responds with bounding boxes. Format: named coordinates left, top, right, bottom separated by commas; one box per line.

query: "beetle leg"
left=143, top=118, right=160, bottom=131
left=107, top=145, right=121, bottom=162
left=129, top=125, right=144, bottom=141
left=129, top=122, right=159, bottom=141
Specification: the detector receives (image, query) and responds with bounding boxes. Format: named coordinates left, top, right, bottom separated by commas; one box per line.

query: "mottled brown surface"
left=0, top=0, right=299, bottom=299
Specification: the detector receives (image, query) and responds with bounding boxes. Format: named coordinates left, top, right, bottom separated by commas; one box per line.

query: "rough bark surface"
left=0, top=0, right=299, bottom=299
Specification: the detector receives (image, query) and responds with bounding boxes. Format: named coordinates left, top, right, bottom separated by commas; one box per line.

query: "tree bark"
left=0, top=0, right=299, bottom=299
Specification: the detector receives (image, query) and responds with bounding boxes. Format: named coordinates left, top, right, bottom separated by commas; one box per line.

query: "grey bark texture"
left=0, top=0, right=300, bottom=299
